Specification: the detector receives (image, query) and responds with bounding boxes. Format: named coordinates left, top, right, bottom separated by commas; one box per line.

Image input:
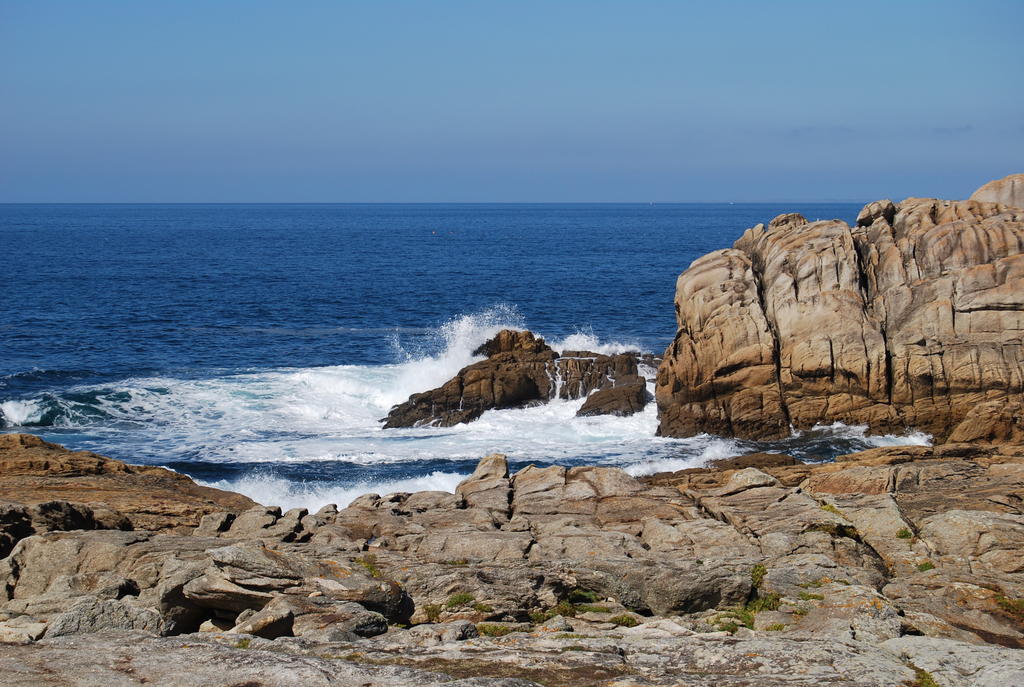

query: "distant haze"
left=1, top=0, right=1021, bottom=203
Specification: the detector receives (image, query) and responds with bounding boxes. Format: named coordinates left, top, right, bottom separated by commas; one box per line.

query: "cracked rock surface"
left=656, top=187, right=1024, bottom=442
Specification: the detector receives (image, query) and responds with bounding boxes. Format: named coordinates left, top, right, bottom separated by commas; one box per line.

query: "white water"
left=0, top=306, right=931, bottom=511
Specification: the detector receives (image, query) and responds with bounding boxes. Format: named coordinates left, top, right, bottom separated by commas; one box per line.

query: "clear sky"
left=1, top=0, right=1021, bottom=202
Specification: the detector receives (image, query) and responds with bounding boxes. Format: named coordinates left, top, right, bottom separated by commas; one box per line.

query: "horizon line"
left=0, top=199, right=874, bottom=206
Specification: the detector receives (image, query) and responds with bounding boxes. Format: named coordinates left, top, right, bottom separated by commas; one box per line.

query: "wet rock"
left=576, top=376, right=649, bottom=417
left=383, top=330, right=648, bottom=427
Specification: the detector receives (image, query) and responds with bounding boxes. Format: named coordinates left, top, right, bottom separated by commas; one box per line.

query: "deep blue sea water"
left=0, top=203, right=930, bottom=509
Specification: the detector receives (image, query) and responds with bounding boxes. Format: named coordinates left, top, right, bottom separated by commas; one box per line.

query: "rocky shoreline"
left=2, top=175, right=1023, bottom=686
left=1, top=433, right=1022, bottom=685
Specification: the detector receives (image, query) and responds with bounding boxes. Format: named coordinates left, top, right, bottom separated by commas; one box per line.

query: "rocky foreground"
left=1, top=433, right=1023, bottom=686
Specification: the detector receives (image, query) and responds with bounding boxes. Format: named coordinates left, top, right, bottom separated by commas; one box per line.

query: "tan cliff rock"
left=971, top=172, right=1024, bottom=209
left=657, top=177, right=1024, bottom=441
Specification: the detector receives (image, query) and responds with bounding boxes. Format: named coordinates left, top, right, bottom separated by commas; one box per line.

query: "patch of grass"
left=714, top=593, right=782, bottom=633
left=607, top=614, right=639, bottom=628
left=446, top=592, right=475, bottom=609
left=442, top=558, right=469, bottom=566
left=718, top=620, right=740, bottom=634
left=560, top=645, right=589, bottom=652
left=234, top=638, right=251, bottom=649
left=529, top=611, right=549, bottom=623
left=747, top=593, right=781, bottom=613
left=574, top=604, right=611, bottom=614
left=472, top=602, right=493, bottom=613
left=798, top=592, right=824, bottom=601
left=751, top=564, right=767, bottom=589
left=566, top=588, right=601, bottom=604
left=896, top=528, right=913, bottom=539
left=909, top=666, right=940, bottom=687
left=764, top=623, right=786, bottom=631
left=916, top=561, right=935, bottom=572
left=995, top=596, right=1024, bottom=622
left=553, top=633, right=584, bottom=639
left=423, top=604, right=442, bottom=623
left=476, top=623, right=516, bottom=637
left=820, top=503, right=842, bottom=516
left=355, top=554, right=382, bottom=579
left=792, top=607, right=808, bottom=616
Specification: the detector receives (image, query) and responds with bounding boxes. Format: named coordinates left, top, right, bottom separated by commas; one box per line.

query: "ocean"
left=0, top=203, right=929, bottom=510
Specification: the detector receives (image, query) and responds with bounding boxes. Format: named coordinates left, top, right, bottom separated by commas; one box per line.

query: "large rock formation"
left=2, top=438, right=1024, bottom=684
left=383, top=330, right=653, bottom=427
left=657, top=179, right=1024, bottom=441
left=971, top=173, right=1024, bottom=209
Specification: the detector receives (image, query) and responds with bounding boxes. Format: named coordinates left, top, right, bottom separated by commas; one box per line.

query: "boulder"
left=576, top=376, right=649, bottom=417
left=970, top=173, right=1024, bottom=209
left=656, top=189, right=1024, bottom=441
left=45, top=597, right=161, bottom=637
left=383, top=330, right=648, bottom=427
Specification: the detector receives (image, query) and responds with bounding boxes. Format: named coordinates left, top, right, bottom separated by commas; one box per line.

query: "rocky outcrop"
left=383, top=330, right=653, bottom=427
left=657, top=178, right=1024, bottom=441
left=0, top=433, right=256, bottom=533
left=2, top=441, right=1024, bottom=684
left=971, top=173, right=1024, bottom=209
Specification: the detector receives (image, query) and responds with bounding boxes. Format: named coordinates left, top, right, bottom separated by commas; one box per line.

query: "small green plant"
left=529, top=610, right=549, bottom=623
left=443, top=558, right=469, bottom=566
left=423, top=604, right=442, bottom=622
left=472, top=602, right=494, bottom=613
left=747, top=593, right=781, bottom=613
left=560, top=644, right=589, bottom=652
left=910, top=666, right=940, bottom=687
left=476, top=623, right=516, bottom=637
left=896, top=528, right=913, bottom=539
left=764, top=623, right=786, bottom=631
left=751, top=564, right=767, bottom=588
left=552, top=600, right=578, bottom=617
left=446, top=592, right=475, bottom=609
left=553, top=632, right=584, bottom=639
left=798, top=592, right=824, bottom=601
left=355, top=554, right=382, bottom=579
left=792, top=607, right=808, bottom=616
left=718, top=620, right=740, bottom=634
left=820, top=503, right=842, bottom=516
left=995, top=596, right=1024, bottom=621
left=574, top=604, right=611, bottom=614
left=567, top=588, right=601, bottom=604
left=607, top=614, right=639, bottom=627
left=235, top=638, right=251, bottom=649
left=916, top=561, right=936, bottom=572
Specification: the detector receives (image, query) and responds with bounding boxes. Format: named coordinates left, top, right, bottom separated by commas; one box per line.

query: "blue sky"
left=1, top=1, right=1021, bottom=202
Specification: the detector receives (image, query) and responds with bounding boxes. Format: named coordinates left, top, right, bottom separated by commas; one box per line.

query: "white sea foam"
left=0, top=399, right=43, bottom=425
left=2, top=306, right=933, bottom=511
left=200, top=470, right=467, bottom=512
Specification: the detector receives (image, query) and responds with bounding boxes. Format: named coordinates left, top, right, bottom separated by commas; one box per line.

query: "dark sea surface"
left=0, top=203, right=929, bottom=509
